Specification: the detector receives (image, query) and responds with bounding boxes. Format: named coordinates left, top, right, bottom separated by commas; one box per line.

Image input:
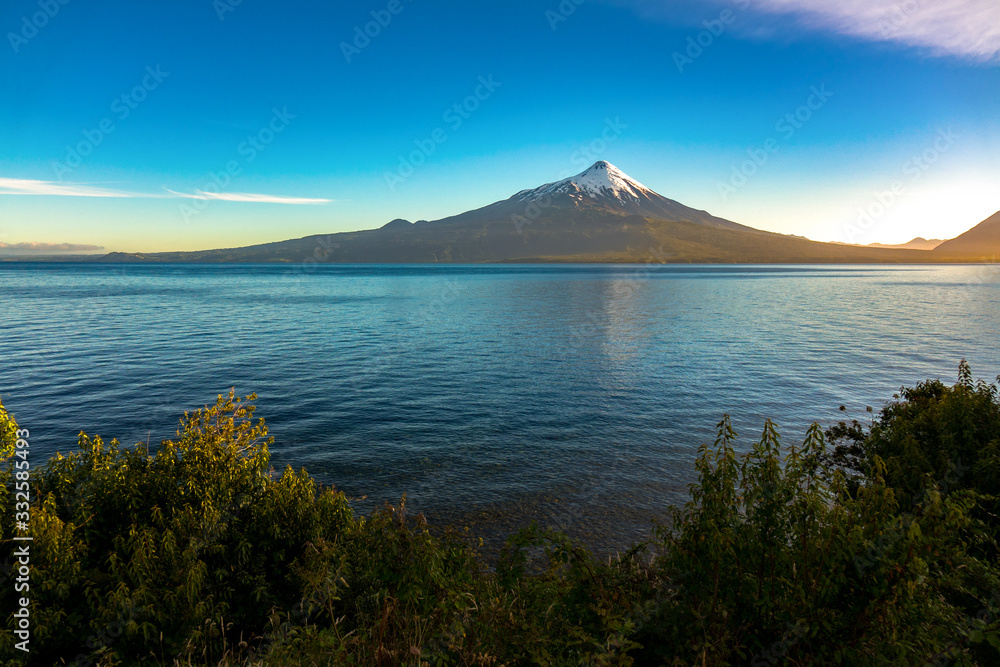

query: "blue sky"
left=1, top=0, right=998, bottom=252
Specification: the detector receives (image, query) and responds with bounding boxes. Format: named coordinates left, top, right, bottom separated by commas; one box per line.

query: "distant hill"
left=933, top=212, right=1000, bottom=258
left=866, top=237, right=943, bottom=251
left=0, top=241, right=104, bottom=256
left=29, top=162, right=996, bottom=265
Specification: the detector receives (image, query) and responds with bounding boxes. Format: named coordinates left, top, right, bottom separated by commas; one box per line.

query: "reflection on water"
left=1, top=262, right=998, bottom=551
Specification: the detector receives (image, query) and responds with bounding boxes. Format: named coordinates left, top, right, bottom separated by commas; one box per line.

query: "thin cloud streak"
left=165, top=190, right=332, bottom=205
left=0, top=178, right=331, bottom=205
left=747, top=0, right=1000, bottom=62
left=612, top=0, right=1000, bottom=62
left=0, top=178, right=144, bottom=198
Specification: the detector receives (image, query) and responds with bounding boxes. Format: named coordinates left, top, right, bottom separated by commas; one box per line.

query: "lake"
left=1, top=263, right=998, bottom=551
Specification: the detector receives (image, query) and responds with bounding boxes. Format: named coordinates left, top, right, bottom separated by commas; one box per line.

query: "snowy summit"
left=430, top=160, right=748, bottom=232
left=513, top=161, right=654, bottom=204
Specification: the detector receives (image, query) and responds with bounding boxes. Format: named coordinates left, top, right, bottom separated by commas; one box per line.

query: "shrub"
left=2, top=367, right=999, bottom=665
left=0, top=391, right=354, bottom=663
left=641, top=417, right=1000, bottom=665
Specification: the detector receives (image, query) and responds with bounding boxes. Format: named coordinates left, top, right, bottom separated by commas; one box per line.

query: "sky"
left=1, top=0, right=998, bottom=253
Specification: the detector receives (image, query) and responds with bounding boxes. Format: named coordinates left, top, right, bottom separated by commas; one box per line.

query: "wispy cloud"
left=749, top=0, right=1000, bottom=62
left=0, top=178, right=332, bottom=205
left=0, top=178, right=145, bottom=198
left=611, top=0, right=1000, bottom=62
left=165, top=190, right=332, bottom=205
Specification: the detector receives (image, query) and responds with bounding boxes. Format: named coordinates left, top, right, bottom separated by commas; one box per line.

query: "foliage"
left=0, top=392, right=355, bottom=664
left=0, top=392, right=650, bottom=666
left=642, top=417, right=1000, bottom=665
left=827, top=360, right=1000, bottom=551
left=0, top=399, right=19, bottom=547
left=867, top=361, right=999, bottom=511
left=1, top=365, right=999, bottom=665
left=0, top=399, right=15, bottom=461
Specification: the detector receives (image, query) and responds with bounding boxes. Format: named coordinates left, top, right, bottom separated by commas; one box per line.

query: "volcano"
left=94, top=162, right=974, bottom=264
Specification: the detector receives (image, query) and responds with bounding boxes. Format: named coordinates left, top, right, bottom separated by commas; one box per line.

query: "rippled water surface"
left=2, top=263, right=998, bottom=550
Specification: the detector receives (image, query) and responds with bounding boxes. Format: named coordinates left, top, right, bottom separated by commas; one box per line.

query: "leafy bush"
left=0, top=392, right=355, bottom=663
left=0, top=400, right=15, bottom=461
left=641, top=417, right=1000, bottom=665
left=828, top=361, right=1000, bottom=490
left=1, top=365, right=999, bottom=665
left=861, top=362, right=998, bottom=522
left=0, top=393, right=650, bottom=665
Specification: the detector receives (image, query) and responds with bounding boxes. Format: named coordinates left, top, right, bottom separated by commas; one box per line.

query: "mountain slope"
left=99, top=211, right=944, bottom=265
left=88, top=162, right=987, bottom=264
left=430, top=161, right=750, bottom=231
left=933, top=212, right=1000, bottom=257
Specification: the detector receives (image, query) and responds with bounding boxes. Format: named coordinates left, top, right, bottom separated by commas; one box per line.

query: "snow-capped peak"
left=512, top=161, right=654, bottom=204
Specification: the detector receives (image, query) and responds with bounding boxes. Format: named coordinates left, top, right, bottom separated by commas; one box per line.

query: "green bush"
left=0, top=392, right=355, bottom=663
left=1, top=365, right=999, bottom=666
left=868, top=361, right=999, bottom=526
left=641, top=417, right=1000, bottom=665
left=0, top=393, right=649, bottom=665
left=0, top=400, right=15, bottom=461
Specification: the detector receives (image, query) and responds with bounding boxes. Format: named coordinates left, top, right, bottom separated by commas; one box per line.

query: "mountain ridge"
left=7, top=162, right=996, bottom=264
left=934, top=211, right=1000, bottom=257
left=427, top=161, right=749, bottom=233
left=865, top=237, right=944, bottom=251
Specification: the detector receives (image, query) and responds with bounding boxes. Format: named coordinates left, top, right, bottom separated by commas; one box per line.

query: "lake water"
left=2, top=263, right=998, bottom=551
